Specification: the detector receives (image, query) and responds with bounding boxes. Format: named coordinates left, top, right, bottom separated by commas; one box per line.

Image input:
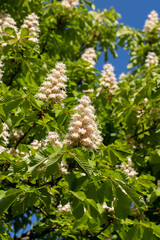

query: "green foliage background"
left=0, top=0, right=160, bottom=239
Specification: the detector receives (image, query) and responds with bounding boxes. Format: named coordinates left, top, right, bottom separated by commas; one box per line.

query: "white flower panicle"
left=97, top=63, right=118, bottom=95
left=0, top=61, right=4, bottom=83
left=81, top=48, right=96, bottom=68
left=0, top=11, right=18, bottom=33
left=119, top=157, right=137, bottom=177
left=64, top=95, right=103, bottom=150
left=0, top=124, right=30, bottom=160
left=31, top=139, right=42, bottom=150
left=61, top=0, right=79, bottom=9
left=0, top=123, right=9, bottom=145
left=44, top=131, right=63, bottom=148
left=0, top=123, right=9, bottom=153
left=93, top=13, right=104, bottom=25
left=57, top=202, right=70, bottom=213
left=83, top=89, right=94, bottom=93
left=36, top=62, right=67, bottom=106
left=0, top=11, right=18, bottom=47
left=119, top=72, right=125, bottom=81
left=102, top=202, right=114, bottom=214
left=10, top=128, right=23, bottom=141
left=21, top=13, right=39, bottom=43
left=143, top=10, right=159, bottom=32
left=59, top=161, right=68, bottom=174
left=145, top=52, right=159, bottom=67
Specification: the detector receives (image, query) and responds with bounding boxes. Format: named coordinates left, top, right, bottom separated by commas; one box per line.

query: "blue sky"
left=94, top=0, right=160, bottom=78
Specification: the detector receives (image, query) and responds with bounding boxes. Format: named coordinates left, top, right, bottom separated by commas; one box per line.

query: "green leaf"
left=142, top=228, right=153, bottom=240
left=72, top=199, right=84, bottom=219
left=12, top=192, right=38, bottom=217
left=67, top=148, right=93, bottom=175
left=113, top=182, right=131, bottom=218
left=45, top=152, right=62, bottom=177
left=0, top=189, right=23, bottom=216
left=20, top=28, right=29, bottom=39
left=71, top=191, right=86, bottom=201
left=28, top=151, right=47, bottom=173
left=125, top=225, right=143, bottom=240
left=117, top=180, right=145, bottom=208
left=98, top=179, right=114, bottom=202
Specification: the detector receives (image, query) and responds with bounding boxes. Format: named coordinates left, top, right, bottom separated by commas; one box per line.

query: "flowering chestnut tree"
left=0, top=1, right=160, bottom=239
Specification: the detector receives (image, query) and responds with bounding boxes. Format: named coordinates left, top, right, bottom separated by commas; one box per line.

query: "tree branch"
left=20, top=176, right=63, bottom=188
left=130, top=121, right=159, bottom=139
left=15, top=122, right=36, bottom=149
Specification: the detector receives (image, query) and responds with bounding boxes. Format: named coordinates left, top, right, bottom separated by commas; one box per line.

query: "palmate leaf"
left=115, top=179, right=145, bottom=208
left=45, top=152, right=63, bottom=177
left=106, top=168, right=129, bottom=182
left=11, top=192, right=39, bottom=217
left=0, top=189, right=23, bottom=216
left=28, top=151, right=47, bottom=173
left=19, top=28, right=29, bottom=39
left=113, top=181, right=131, bottom=219
left=103, top=141, right=131, bottom=164
left=97, top=178, right=114, bottom=202
left=67, top=148, right=93, bottom=175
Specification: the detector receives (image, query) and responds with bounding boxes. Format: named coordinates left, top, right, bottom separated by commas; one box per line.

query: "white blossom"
left=21, top=13, right=39, bottom=43
left=31, top=139, right=42, bottom=150
left=145, top=52, right=159, bottom=67
left=119, top=72, right=125, bottom=81
left=44, top=131, right=63, bottom=148
left=118, top=157, right=137, bottom=177
left=102, top=202, right=114, bottom=214
left=62, top=0, right=79, bottom=9
left=0, top=123, right=10, bottom=154
left=97, top=63, right=118, bottom=95
left=81, top=48, right=96, bottom=68
left=143, top=98, right=148, bottom=104
left=83, top=89, right=94, bottom=93
left=0, top=11, right=18, bottom=33
left=64, top=95, right=103, bottom=150
left=57, top=202, right=70, bottom=213
left=0, top=123, right=9, bottom=145
left=0, top=61, right=3, bottom=83
left=0, top=11, right=18, bottom=47
left=10, top=128, right=23, bottom=141
left=36, top=62, right=67, bottom=106
left=143, top=10, right=159, bottom=32
left=59, top=161, right=68, bottom=174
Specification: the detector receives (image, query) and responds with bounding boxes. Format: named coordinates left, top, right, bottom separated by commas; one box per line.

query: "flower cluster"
left=0, top=11, right=18, bottom=47
left=102, top=202, right=114, bottom=214
left=97, top=63, right=118, bottom=95
left=81, top=48, right=96, bottom=68
left=57, top=202, right=70, bottom=213
left=31, top=139, right=42, bottom=150
left=10, top=128, right=23, bottom=141
left=61, top=0, right=79, bottom=9
left=0, top=61, right=4, bottom=84
left=0, top=123, right=9, bottom=153
left=31, top=131, right=63, bottom=150
left=44, top=131, right=63, bottom=148
left=118, top=157, right=137, bottom=177
left=21, top=13, right=39, bottom=43
left=0, top=11, right=18, bottom=33
left=119, top=72, right=125, bottom=81
left=59, top=161, right=68, bottom=174
left=0, top=123, right=29, bottom=160
left=64, top=95, right=102, bottom=150
left=36, top=62, right=67, bottom=106
left=145, top=52, right=159, bottom=67
left=143, top=10, right=159, bottom=32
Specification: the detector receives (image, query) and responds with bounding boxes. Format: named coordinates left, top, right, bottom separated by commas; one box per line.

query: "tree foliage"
left=0, top=1, right=160, bottom=239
